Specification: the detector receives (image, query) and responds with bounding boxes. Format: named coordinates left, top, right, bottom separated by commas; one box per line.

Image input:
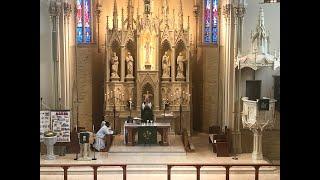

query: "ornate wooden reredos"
left=104, top=0, right=192, bottom=134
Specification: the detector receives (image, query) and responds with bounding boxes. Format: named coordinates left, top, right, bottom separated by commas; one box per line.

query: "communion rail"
left=40, top=163, right=280, bottom=180
left=167, top=163, right=280, bottom=180
left=40, top=164, right=127, bottom=180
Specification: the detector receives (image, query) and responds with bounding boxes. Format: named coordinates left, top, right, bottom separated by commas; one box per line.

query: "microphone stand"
left=74, top=128, right=79, bottom=160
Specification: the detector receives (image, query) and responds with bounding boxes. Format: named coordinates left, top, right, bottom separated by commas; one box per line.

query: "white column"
left=49, top=1, right=61, bottom=109
left=233, top=4, right=246, bottom=154
left=252, top=129, right=263, bottom=160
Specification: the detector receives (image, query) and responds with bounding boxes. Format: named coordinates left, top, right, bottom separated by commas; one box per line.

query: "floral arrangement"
left=44, top=131, right=57, bottom=137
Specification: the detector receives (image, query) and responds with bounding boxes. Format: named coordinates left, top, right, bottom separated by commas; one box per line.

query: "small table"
left=124, top=122, right=170, bottom=146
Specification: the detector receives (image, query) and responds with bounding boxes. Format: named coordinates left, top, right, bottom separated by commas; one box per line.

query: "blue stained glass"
left=76, top=0, right=83, bottom=44
left=212, top=0, right=218, bottom=44
left=84, top=0, right=91, bottom=43
left=77, top=27, right=83, bottom=43
left=76, top=0, right=91, bottom=44
left=204, top=0, right=211, bottom=43
left=85, top=27, right=91, bottom=43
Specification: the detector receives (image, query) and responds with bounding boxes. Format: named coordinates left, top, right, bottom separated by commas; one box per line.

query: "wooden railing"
left=40, top=164, right=127, bottom=180
left=167, top=163, right=280, bottom=180
left=40, top=163, right=279, bottom=180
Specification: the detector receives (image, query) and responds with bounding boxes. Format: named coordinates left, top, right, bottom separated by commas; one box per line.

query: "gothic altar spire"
left=127, top=0, right=134, bottom=29
left=178, top=0, right=183, bottom=30
left=113, top=0, right=118, bottom=30
left=258, top=7, right=265, bottom=28
left=162, top=0, right=169, bottom=27
left=251, top=7, right=269, bottom=54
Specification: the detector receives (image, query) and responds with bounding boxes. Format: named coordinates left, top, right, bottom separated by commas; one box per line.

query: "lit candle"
left=93, top=125, right=95, bottom=132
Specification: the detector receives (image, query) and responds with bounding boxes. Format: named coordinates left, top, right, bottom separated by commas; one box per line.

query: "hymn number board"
left=51, top=110, right=71, bottom=142
left=40, top=110, right=51, bottom=142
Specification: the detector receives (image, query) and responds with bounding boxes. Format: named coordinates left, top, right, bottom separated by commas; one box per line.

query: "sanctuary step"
left=108, top=135, right=186, bottom=156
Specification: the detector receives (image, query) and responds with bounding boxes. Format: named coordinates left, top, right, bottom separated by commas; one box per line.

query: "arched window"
left=76, top=0, right=92, bottom=44
left=203, top=0, right=218, bottom=44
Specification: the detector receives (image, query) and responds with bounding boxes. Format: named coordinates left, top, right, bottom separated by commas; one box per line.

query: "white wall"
left=40, top=1, right=54, bottom=109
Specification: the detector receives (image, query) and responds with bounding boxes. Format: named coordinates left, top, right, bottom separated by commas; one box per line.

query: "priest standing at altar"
left=141, top=96, right=153, bottom=123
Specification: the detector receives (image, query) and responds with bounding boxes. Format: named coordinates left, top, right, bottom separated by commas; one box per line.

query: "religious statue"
left=144, top=0, right=151, bottom=14
left=126, top=52, right=134, bottom=78
left=111, top=52, right=119, bottom=78
left=162, top=51, right=170, bottom=77
left=176, top=52, right=186, bottom=79
left=144, top=39, right=153, bottom=65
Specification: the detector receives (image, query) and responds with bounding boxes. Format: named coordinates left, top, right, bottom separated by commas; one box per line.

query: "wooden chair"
left=208, top=126, right=230, bottom=157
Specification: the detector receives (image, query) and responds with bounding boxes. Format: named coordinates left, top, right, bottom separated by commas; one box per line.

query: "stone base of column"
left=231, top=131, right=242, bottom=154
left=252, top=130, right=263, bottom=160
left=176, top=74, right=186, bottom=81
left=252, top=151, right=263, bottom=160
left=111, top=76, right=120, bottom=81
left=161, top=76, right=171, bottom=81
left=125, top=75, right=135, bottom=81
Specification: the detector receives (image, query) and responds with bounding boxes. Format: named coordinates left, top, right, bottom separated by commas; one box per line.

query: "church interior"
left=40, top=0, right=280, bottom=179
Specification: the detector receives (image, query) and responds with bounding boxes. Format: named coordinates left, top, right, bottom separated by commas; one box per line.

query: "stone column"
left=121, top=45, right=125, bottom=81
left=49, top=1, right=61, bottom=109
left=63, top=2, right=72, bottom=109
left=106, top=45, right=110, bottom=82
left=137, top=35, right=141, bottom=70
left=186, top=47, right=190, bottom=82
left=171, top=46, right=176, bottom=82
left=155, top=35, right=159, bottom=70
left=233, top=4, right=246, bottom=154
left=252, top=129, right=263, bottom=160
left=222, top=3, right=232, bottom=128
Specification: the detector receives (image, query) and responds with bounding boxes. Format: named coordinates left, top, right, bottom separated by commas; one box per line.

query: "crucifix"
left=143, top=91, right=153, bottom=100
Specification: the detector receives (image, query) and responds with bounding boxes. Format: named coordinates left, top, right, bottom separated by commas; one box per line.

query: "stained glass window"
left=204, top=0, right=211, bottom=43
left=203, top=0, right=218, bottom=44
left=212, top=0, right=218, bottom=44
left=76, top=0, right=92, bottom=44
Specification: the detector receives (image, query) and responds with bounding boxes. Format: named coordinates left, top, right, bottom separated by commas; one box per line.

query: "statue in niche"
left=126, top=52, right=134, bottom=78
left=162, top=51, right=170, bottom=77
left=144, top=0, right=151, bottom=14
left=111, top=52, right=119, bottom=78
left=144, top=37, right=153, bottom=66
left=176, top=52, right=186, bottom=78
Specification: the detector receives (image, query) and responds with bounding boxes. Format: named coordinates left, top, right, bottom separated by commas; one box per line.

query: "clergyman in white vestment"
left=93, top=121, right=113, bottom=151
